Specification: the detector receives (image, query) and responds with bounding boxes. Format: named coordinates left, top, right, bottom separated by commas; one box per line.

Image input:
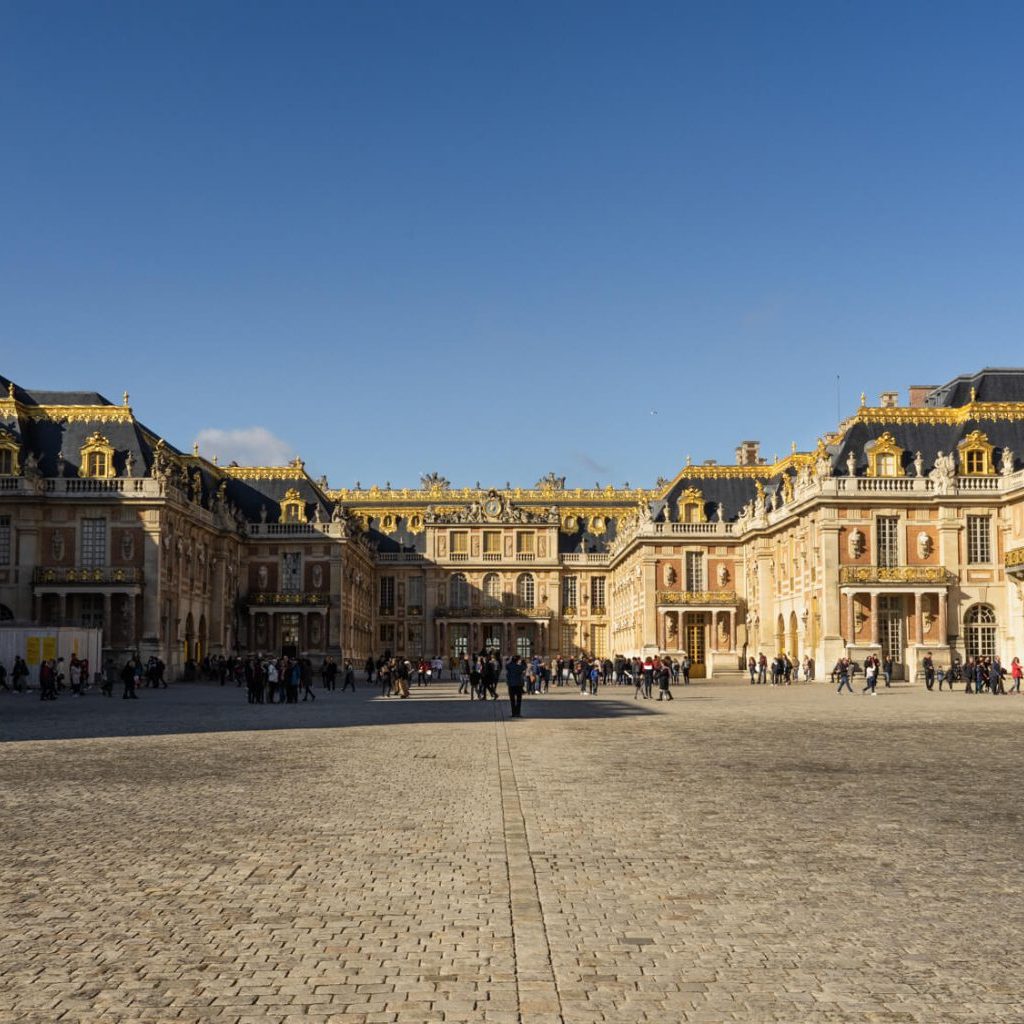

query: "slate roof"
left=925, top=368, right=1024, bottom=407
left=834, top=418, right=1022, bottom=476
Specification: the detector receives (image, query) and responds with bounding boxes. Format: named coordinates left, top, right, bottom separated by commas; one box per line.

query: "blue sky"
left=3, top=1, right=1023, bottom=488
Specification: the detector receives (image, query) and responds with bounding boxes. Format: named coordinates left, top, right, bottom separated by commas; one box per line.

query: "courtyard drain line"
left=494, top=704, right=566, bottom=1024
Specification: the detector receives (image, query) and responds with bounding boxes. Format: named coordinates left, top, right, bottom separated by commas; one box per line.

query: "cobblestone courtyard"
left=2, top=679, right=1022, bottom=1024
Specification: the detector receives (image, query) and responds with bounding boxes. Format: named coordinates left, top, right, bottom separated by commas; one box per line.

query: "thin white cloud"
left=196, top=426, right=295, bottom=466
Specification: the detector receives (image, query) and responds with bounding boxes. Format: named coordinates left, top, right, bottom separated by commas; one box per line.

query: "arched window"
left=516, top=573, right=535, bottom=608
left=483, top=573, right=501, bottom=608
left=964, top=604, right=997, bottom=659
left=450, top=573, right=469, bottom=610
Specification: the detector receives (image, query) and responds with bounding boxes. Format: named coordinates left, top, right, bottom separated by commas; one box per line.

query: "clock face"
left=484, top=497, right=501, bottom=518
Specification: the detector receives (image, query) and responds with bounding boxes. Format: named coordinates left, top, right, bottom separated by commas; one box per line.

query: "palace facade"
left=3, top=368, right=1024, bottom=679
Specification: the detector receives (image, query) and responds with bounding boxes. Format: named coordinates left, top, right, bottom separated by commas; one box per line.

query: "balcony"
left=435, top=605, right=553, bottom=619
left=561, top=552, right=611, bottom=565
left=656, top=590, right=740, bottom=606
left=376, top=552, right=425, bottom=563
left=247, top=591, right=330, bottom=607
left=1005, top=547, right=1024, bottom=577
left=3, top=477, right=165, bottom=497
left=33, top=566, right=142, bottom=586
left=248, top=521, right=348, bottom=538
left=838, top=565, right=957, bottom=586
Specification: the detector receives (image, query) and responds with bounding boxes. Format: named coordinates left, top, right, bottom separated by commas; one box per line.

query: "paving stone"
left=2, top=678, right=1023, bottom=1022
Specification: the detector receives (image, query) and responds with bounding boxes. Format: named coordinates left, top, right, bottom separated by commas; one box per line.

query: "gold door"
left=685, top=615, right=707, bottom=679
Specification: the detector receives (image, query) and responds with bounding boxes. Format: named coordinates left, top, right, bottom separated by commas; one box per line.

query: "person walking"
left=862, top=658, right=878, bottom=695
left=923, top=652, right=935, bottom=690
left=1010, top=657, right=1022, bottom=694
left=121, top=657, right=139, bottom=699
left=835, top=658, right=852, bottom=694
left=340, top=661, right=356, bottom=692
left=657, top=662, right=673, bottom=701
left=641, top=657, right=654, bottom=699
left=506, top=655, right=525, bottom=718
left=301, top=659, right=316, bottom=701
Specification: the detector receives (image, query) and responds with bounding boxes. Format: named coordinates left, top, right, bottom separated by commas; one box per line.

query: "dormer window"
left=79, top=432, right=115, bottom=479
left=866, top=432, right=904, bottom=477
left=280, top=487, right=307, bottom=522
left=958, top=431, right=995, bottom=475
left=677, top=487, right=707, bottom=523
left=0, top=428, right=18, bottom=475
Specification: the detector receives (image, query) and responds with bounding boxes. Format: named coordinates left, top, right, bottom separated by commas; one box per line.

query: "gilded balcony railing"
left=33, top=566, right=142, bottom=585
left=656, top=590, right=740, bottom=606
left=248, top=592, right=330, bottom=606
left=434, top=605, right=552, bottom=619
left=838, top=566, right=956, bottom=585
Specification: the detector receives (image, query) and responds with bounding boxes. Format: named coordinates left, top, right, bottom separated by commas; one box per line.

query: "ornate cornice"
left=844, top=401, right=1024, bottom=428
left=0, top=402, right=135, bottom=424
left=1005, top=546, right=1024, bottom=569
left=328, top=485, right=651, bottom=504
left=224, top=460, right=307, bottom=481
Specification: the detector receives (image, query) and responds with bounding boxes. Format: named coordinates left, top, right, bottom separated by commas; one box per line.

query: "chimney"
left=880, top=391, right=900, bottom=408
left=736, top=441, right=761, bottom=467
left=908, top=385, right=936, bottom=408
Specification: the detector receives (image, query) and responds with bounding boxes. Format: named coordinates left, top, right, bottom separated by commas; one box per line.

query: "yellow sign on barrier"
left=26, top=637, right=40, bottom=665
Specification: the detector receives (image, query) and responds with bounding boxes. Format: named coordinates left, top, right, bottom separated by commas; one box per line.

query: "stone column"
left=729, top=609, right=736, bottom=651
left=642, top=560, right=658, bottom=651
left=870, top=591, right=880, bottom=645
left=846, top=591, right=856, bottom=646
left=59, top=592, right=68, bottom=625
left=915, top=592, right=924, bottom=644
left=125, top=592, right=136, bottom=649
left=102, top=592, right=112, bottom=647
left=938, top=591, right=948, bottom=646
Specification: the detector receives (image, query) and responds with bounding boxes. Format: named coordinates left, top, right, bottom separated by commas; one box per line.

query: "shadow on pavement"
left=0, top=681, right=669, bottom=743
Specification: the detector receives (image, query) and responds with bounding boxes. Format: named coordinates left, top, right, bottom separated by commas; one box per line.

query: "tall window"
left=450, top=573, right=469, bottom=609
left=86, top=451, right=108, bottom=478
left=483, top=531, right=501, bottom=556
left=591, top=576, right=606, bottom=611
left=562, top=575, right=578, bottom=610
left=281, top=552, right=301, bottom=592
left=964, top=604, right=996, bottom=659
left=516, top=532, right=534, bottom=554
left=80, top=518, right=107, bottom=567
left=967, top=516, right=991, bottom=564
left=407, top=575, right=423, bottom=612
left=0, top=450, right=12, bottom=475
left=379, top=576, right=395, bottom=613
left=483, top=572, right=501, bottom=607
left=0, top=515, right=10, bottom=565
left=965, top=449, right=986, bottom=475
left=516, top=573, right=535, bottom=607
left=685, top=551, right=704, bottom=592
left=561, top=622, right=576, bottom=654
left=450, top=531, right=468, bottom=555
left=79, top=594, right=104, bottom=629
left=877, top=516, right=899, bottom=568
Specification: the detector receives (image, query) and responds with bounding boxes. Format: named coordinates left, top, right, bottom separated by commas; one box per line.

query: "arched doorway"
left=775, top=614, right=785, bottom=655
left=964, top=604, right=997, bottom=660
left=198, top=614, right=207, bottom=663
left=788, top=611, right=799, bottom=661
left=0, top=603, right=13, bottom=621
